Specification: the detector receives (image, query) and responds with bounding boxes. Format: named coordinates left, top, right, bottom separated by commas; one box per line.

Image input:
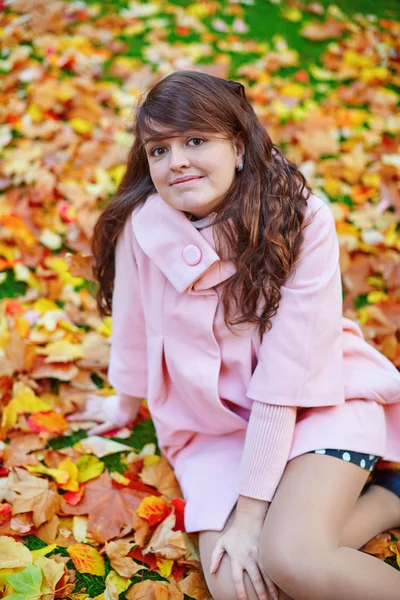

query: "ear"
left=234, top=133, right=245, bottom=162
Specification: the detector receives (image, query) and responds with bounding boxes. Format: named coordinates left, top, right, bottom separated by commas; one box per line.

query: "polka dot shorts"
left=307, top=449, right=379, bottom=471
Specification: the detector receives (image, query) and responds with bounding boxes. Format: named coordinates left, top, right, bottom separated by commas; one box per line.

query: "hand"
left=209, top=517, right=278, bottom=600
left=67, top=393, right=139, bottom=435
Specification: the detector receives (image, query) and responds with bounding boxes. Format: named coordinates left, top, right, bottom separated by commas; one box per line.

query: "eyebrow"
left=143, top=131, right=202, bottom=145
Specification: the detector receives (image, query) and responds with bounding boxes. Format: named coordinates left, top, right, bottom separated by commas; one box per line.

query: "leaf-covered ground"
left=1, top=0, right=400, bottom=597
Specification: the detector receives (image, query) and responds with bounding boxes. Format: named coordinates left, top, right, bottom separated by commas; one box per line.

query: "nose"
left=169, top=146, right=190, bottom=170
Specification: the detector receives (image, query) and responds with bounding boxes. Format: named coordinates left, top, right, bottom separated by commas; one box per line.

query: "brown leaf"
left=126, top=579, right=169, bottom=600
left=104, top=539, right=144, bottom=578
left=177, top=570, right=211, bottom=600
left=62, top=471, right=147, bottom=543
left=301, top=19, right=346, bottom=40
left=3, top=433, right=45, bottom=468
left=132, top=510, right=151, bottom=547
left=9, top=467, right=63, bottom=527
left=140, top=456, right=183, bottom=501
left=65, top=252, right=94, bottom=280
left=144, top=512, right=186, bottom=561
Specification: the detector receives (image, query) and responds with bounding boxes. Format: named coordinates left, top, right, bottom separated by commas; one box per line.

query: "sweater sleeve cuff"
left=238, top=402, right=297, bottom=502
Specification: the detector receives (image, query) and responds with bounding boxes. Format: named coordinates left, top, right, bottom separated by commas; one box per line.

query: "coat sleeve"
left=246, top=197, right=345, bottom=408
left=107, top=216, right=148, bottom=398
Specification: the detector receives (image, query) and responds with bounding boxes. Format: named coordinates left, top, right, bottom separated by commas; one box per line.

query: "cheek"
left=148, top=164, right=168, bottom=190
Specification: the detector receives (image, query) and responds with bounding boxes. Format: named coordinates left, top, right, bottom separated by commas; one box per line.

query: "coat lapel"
left=131, top=192, right=237, bottom=293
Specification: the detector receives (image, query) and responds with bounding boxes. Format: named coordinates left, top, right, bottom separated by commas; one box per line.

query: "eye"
left=149, top=136, right=205, bottom=157
left=188, top=137, right=204, bottom=146
left=150, top=145, right=166, bottom=158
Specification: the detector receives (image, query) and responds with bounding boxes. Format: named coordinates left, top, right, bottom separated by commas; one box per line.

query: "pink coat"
left=108, top=191, right=400, bottom=533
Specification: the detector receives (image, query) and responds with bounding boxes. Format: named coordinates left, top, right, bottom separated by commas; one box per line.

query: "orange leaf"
left=137, top=496, right=169, bottom=526
left=27, top=411, right=69, bottom=434
left=64, top=483, right=85, bottom=506
left=67, top=543, right=105, bottom=576
left=0, top=503, right=12, bottom=526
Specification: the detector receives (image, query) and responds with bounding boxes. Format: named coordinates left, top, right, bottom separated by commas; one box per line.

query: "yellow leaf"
left=33, top=299, right=60, bottom=314
left=96, top=316, right=112, bottom=337
left=156, top=558, right=174, bottom=578
left=58, top=458, right=79, bottom=491
left=36, top=339, right=84, bottom=362
left=76, top=455, right=105, bottom=483
left=360, top=66, right=388, bottom=83
left=14, top=317, right=30, bottom=338
left=67, top=544, right=105, bottom=576
left=343, top=50, right=375, bottom=68
left=309, top=65, right=337, bottom=81
left=389, top=544, right=400, bottom=569
left=323, top=178, right=342, bottom=198
left=0, top=537, right=32, bottom=569
left=26, top=463, right=70, bottom=485
left=143, top=454, right=160, bottom=467
left=26, top=104, right=44, bottom=123
left=280, top=83, right=306, bottom=99
left=105, top=570, right=131, bottom=594
left=70, top=118, right=94, bottom=134
left=362, top=173, right=380, bottom=187
left=1, top=392, right=51, bottom=432
left=31, top=544, right=57, bottom=559
left=280, top=5, right=302, bottom=21
left=110, top=471, right=130, bottom=485
left=109, top=165, right=126, bottom=187
left=46, top=257, right=69, bottom=273
left=384, top=223, right=399, bottom=248
left=367, top=291, right=389, bottom=304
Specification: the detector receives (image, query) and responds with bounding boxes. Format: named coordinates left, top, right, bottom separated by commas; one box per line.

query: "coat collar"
left=131, top=192, right=237, bottom=293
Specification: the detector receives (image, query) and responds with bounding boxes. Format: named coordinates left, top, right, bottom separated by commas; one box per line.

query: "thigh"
left=199, top=504, right=267, bottom=600
left=259, top=453, right=370, bottom=591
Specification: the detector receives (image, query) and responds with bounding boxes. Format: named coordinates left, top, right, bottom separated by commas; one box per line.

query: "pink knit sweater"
left=190, top=212, right=297, bottom=502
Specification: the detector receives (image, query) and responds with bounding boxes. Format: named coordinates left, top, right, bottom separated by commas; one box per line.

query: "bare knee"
left=202, top=552, right=260, bottom=600
left=260, top=526, right=330, bottom=599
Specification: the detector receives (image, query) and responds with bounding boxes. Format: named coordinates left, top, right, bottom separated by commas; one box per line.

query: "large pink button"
left=182, top=244, right=202, bottom=266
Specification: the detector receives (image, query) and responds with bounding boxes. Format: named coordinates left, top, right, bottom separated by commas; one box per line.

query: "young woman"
left=71, top=71, right=400, bottom=600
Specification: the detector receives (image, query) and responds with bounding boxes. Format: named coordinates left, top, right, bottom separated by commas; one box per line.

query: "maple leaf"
left=143, top=512, right=186, bottom=561
left=3, top=433, right=45, bottom=468
left=140, top=456, right=183, bottom=500
left=104, top=539, right=144, bottom=578
left=27, top=411, right=69, bottom=435
left=125, top=579, right=169, bottom=600
left=34, top=555, right=65, bottom=599
left=61, top=471, right=147, bottom=542
left=9, top=467, right=63, bottom=527
left=0, top=535, right=32, bottom=569
left=177, top=570, right=211, bottom=600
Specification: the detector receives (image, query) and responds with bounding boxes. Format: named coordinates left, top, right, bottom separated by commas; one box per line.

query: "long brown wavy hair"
left=92, top=70, right=313, bottom=342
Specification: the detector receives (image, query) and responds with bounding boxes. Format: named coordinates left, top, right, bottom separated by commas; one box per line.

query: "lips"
left=172, top=176, right=203, bottom=185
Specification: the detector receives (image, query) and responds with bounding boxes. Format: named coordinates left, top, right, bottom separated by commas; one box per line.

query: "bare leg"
left=340, top=483, right=400, bottom=548
left=260, top=454, right=400, bottom=600
left=199, top=480, right=400, bottom=600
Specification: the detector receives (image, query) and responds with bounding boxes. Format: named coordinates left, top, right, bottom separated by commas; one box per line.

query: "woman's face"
left=144, top=128, right=245, bottom=219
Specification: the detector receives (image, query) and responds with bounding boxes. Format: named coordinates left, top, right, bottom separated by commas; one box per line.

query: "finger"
left=87, top=422, right=114, bottom=436
left=67, top=412, right=89, bottom=421
left=231, top=566, right=247, bottom=600
left=246, top=564, right=269, bottom=600
left=209, top=541, right=225, bottom=575
left=258, top=562, right=279, bottom=600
